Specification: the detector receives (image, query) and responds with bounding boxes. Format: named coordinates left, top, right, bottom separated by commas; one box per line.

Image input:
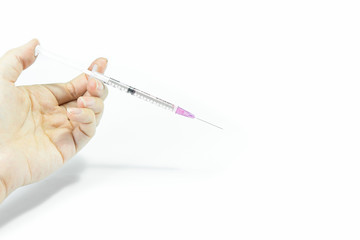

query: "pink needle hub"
left=175, top=106, right=195, bottom=119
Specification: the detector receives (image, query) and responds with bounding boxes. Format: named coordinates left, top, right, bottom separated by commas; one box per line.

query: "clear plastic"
left=34, top=45, right=226, bottom=129
left=106, top=77, right=175, bottom=111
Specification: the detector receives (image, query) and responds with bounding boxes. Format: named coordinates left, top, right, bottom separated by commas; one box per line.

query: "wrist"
left=0, top=175, right=7, bottom=203
left=0, top=147, right=23, bottom=203
left=0, top=155, right=10, bottom=203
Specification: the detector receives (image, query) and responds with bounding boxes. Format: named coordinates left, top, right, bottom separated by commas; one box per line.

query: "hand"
left=0, top=39, right=108, bottom=202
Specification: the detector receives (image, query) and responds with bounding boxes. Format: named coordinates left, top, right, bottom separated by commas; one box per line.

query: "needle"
left=196, top=118, right=223, bottom=130
left=36, top=45, right=223, bottom=129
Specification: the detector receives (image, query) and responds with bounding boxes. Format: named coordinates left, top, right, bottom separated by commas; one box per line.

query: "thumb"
left=0, top=39, right=39, bottom=83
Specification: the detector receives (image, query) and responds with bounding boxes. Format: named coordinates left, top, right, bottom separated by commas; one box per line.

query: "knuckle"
left=66, top=81, right=78, bottom=99
left=89, top=109, right=96, bottom=122
left=98, top=99, right=104, bottom=109
left=101, top=85, right=109, bottom=99
left=95, top=112, right=103, bottom=125
left=87, top=126, right=96, bottom=137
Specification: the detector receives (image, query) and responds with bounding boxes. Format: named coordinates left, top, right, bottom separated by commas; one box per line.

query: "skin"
left=0, top=39, right=108, bottom=203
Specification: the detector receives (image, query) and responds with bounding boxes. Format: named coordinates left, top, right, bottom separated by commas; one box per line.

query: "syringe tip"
left=196, top=117, right=223, bottom=130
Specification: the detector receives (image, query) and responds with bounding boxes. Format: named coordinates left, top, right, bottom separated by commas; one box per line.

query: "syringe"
left=35, top=46, right=222, bottom=129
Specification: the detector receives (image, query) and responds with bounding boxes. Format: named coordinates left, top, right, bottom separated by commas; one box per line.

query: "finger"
left=77, top=96, right=104, bottom=113
left=66, top=107, right=96, bottom=150
left=44, top=57, right=108, bottom=105
left=88, top=58, right=107, bottom=74
left=0, top=39, right=39, bottom=83
left=62, top=96, right=105, bottom=125
left=84, top=60, right=109, bottom=100
left=67, top=107, right=96, bottom=126
left=85, top=74, right=109, bottom=100
left=77, top=96, right=104, bottom=125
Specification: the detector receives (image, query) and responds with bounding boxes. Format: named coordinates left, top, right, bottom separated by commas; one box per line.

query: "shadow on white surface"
left=86, top=163, right=181, bottom=172
left=0, top=156, right=183, bottom=229
left=0, top=157, right=87, bottom=229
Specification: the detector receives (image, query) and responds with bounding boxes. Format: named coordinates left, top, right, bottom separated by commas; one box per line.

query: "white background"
left=0, top=0, right=360, bottom=239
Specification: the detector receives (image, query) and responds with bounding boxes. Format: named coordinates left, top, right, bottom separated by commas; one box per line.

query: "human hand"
left=0, top=39, right=108, bottom=202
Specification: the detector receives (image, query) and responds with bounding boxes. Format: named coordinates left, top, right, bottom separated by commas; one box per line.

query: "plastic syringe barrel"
left=106, top=77, right=175, bottom=111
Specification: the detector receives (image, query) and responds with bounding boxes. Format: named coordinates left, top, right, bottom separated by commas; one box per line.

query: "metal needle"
left=196, top=118, right=223, bottom=130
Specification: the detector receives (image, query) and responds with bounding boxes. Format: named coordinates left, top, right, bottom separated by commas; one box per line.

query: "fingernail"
left=92, top=64, right=98, bottom=73
left=34, top=45, right=40, bottom=57
left=104, top=58, right=108, bottom=71
left=96, top=79, right=104, bottom=90
left=67, top=108, right=82, bottom=114
left=81, top=97, right=95, bottom=107
left=78, top=97, right=86, bottom=107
